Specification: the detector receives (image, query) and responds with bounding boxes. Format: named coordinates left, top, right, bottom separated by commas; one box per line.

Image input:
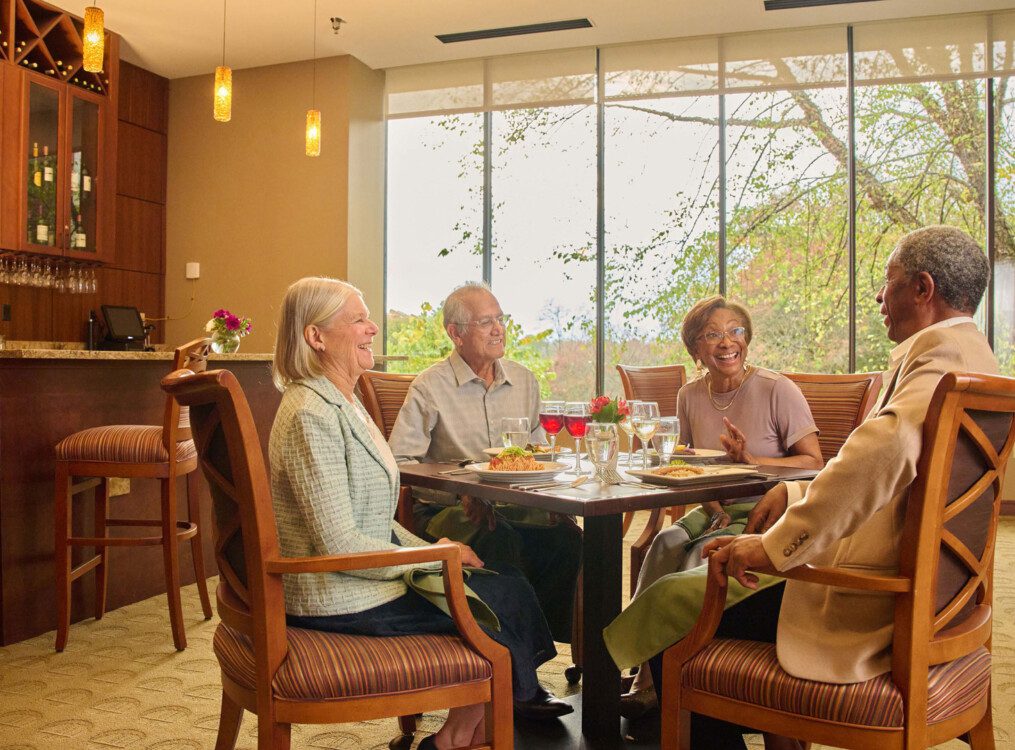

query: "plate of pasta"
left=482, top=444, right=574, bottom=461
left=628, top=463, right=764, bottom=487
left=466, top=448, right=568, bottom=482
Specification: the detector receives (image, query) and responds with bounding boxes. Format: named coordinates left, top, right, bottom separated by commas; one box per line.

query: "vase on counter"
left=210, top=331, right=241, bottom=354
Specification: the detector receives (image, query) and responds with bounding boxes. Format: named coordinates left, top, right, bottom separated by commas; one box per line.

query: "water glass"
left=631, top=401, right=660, bottom=469
left=586, top=422, right=619, bottom=483
left=564, top=401, right=591, bottom=475
left=618, top=399, right=642, bottom=466
left=500, top=417, right=530, bottom=449
left=538, top=400, right=565, bottom=461
left=654, top=416, right=680, bottom=466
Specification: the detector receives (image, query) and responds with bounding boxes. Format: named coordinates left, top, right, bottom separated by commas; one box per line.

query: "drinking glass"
left=564, top=401, right=591, bottom=475
left=538, top=400, right=565, bottom=461
left=632, top=401, right=660, bottom=469
left=500, top=417, right=530, bottom=449
left=618, top=399, right=642, bottom=466
left=654, top=416, right=680, bottom=466
left=586, top=422, right=619, bottom=483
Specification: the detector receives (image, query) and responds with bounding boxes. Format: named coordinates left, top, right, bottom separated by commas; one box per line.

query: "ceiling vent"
left=764, top=0, right=883, bottom=9
left=437, top=18, right=593, bottom=44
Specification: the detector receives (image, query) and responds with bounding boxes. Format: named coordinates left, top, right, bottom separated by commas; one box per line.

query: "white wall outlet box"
left=185, top=262, right=200, bottom=280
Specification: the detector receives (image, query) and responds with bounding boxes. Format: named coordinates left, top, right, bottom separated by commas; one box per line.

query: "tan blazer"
left=761, top=320, right=997, bottom=684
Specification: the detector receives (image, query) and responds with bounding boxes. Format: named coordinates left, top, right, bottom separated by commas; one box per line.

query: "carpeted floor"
left=1, top=513, right=1012, bottom=749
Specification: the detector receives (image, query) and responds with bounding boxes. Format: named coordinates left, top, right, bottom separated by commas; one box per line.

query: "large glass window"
left=385, top=115, right=483, bottom=374
left=603, top=96, right=719, bottom=397
left=996, top=76, right=1015, bottom=375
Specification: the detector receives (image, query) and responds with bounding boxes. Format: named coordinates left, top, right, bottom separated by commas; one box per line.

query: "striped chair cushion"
left=214, top=623, right=492, bottom=700
left=682, top=639, right=990, bottom=727
left=56, top=425, right=196, bottom=464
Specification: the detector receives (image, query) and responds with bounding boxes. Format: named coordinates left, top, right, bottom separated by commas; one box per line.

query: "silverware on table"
left=438, top=467, right=474, bottom=476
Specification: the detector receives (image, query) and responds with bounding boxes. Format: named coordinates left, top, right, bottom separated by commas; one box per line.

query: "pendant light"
left=305, top=0, right=321, bottom=156
left=213, top=0, right=232, bottom=122
left=82, top=4, right=104, bottom=72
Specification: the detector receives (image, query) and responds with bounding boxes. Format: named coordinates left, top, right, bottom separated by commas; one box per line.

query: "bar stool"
left=53, top=338, right=214, bottom=651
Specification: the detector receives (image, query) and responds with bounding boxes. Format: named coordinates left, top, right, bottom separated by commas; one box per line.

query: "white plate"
left=628, top=465, right=764, bottom=487
left=661, top=447, right=727, bottom=463
left=465, top=461, right=569, bottom=483
left=482, top=446, right=574, bottom=461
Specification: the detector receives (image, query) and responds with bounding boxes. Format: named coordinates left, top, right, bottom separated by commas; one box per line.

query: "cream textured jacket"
left=762, top=319, right=997, bottom=684
left=269, top=376, right=431, bottom=617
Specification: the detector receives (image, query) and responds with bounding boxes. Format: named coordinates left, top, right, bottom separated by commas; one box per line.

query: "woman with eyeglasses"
left=618, top=294, right=823, bottom=721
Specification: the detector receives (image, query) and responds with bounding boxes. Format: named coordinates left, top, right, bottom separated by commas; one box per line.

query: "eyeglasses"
left=467, top=314, right=510, bottom=330
left=698, top=326, right=746, bottom=344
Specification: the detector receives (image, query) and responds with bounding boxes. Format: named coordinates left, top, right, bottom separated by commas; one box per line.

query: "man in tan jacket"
left=705, top=224, right=997, bottom=690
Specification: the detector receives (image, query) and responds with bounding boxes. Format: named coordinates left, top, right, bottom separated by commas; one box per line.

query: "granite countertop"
left=0, top=342, right=406, bottom=363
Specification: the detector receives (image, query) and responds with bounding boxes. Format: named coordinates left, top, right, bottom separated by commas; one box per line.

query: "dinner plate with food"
left=660, top=446, right=727, bottom=462
left=482, top=443, right=574, bottom=461
left=627, top=461, right=764, bottom=486
left=467, top=447, right=568, bottom=482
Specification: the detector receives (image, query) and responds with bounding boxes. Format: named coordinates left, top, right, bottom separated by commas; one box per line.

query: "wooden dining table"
left=398, top=462, right=820, bottom=745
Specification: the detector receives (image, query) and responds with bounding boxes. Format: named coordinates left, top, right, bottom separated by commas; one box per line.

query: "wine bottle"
left=75, top=214, right=86, bottom=248
left=82, top=168, right=91, bottom=192
left=35, top=207, right=48, bottom=244
left=43, top=145, right=53, bottom=183
left=32, top=142, right=40, bottom=187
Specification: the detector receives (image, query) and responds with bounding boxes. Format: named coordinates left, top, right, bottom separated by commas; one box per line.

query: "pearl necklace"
left=706, top=366, right=754, bottom=412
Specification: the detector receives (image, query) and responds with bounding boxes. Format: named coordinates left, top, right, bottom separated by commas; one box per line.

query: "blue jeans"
left=287, top=562, right=556, bottom=701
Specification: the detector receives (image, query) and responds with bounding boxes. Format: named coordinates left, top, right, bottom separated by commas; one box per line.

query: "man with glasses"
left=389, top=282, right=581, bottom=717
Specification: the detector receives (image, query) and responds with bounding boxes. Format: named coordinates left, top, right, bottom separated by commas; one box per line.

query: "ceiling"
left=53, top=0, right=1015, bottom=79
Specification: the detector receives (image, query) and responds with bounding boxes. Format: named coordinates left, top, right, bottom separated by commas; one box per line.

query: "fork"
left=598, top=466, right=626, bottom=485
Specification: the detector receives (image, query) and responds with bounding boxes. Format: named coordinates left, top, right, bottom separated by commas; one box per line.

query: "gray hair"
left=272, top=277, right=362, bottom=390
left=893, top=226, right=990, bottom=314
left=442, top=281, right=493, bottom=331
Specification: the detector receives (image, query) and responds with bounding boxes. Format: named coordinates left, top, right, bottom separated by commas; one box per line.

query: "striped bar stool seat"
left=53, top=339, right=214, bottom=653
left=214, top=624, right=493, bottom=700
left=57, top=425, right=198, bottom=464
left=682, top=639, right=991, bottom=728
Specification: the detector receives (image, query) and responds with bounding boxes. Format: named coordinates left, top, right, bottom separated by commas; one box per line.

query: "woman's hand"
left=436, top=537, right=485, bottom=568
left=462, top=495, right=496, bottom=531
left=719, top=417, right=755, bottom=464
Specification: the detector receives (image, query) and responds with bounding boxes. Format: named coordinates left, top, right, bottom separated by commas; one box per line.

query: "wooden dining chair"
left=659, top=371, right=1015, bottom=750
left=627, top=369, right=882, bottom=596
left=358, top=370, right=417, bottom=532
left=782, top=371, right=883, bottom=462
left=54, top=337, right=214, bottom=652
left=161, top=367, right=512, bottom=750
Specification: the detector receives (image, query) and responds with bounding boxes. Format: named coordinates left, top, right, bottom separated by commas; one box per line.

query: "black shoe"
left=513, top=686, right=574, bottom=720
left=417, top=736, right=437, bottom=750
left=387, top=733, right=415, bottom=750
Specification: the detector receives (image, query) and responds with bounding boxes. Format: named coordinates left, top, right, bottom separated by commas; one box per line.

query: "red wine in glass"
left=539, top=413, right=565, bottom=435
left=564, top=415, right=589, bottom=438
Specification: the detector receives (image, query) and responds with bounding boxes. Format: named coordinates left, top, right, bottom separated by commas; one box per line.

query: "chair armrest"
left=265, top=544, right=511, bottom=671
left=264, top=543, right=458, bottom=575
left=775, top=563, right=911, bottom=593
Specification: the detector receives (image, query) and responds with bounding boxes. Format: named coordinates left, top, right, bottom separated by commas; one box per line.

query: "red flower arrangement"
left=589, top=395, right=629, bottom=423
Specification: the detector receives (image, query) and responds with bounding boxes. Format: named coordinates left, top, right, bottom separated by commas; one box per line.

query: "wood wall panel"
left=113, top=195, right=163, bottom=274
left=116, top=122, right=166, bottom=204
left=0, top=281, right=53, bottom=341
left=117, top=62, right=168, bottom=133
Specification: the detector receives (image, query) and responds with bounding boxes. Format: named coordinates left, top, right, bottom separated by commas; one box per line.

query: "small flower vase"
left=210, top=331, right=241, bottom=354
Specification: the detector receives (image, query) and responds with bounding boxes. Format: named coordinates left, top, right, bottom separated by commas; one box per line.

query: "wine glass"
left=539, top=400, right=565, bottom=462
left=500, top=417, right=530, bottom=449
left=618, top=399, right=642, bottom=466
left=632, top=401, right=660, bottom=469
left=586, top=422, right=619, bottom=483
left=564, top=401, right=591, bottom=475
left=654, top=416, right=680, bottom=466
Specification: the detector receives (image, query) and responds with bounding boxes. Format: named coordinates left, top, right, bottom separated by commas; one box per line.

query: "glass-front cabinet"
left=21, top=72, right=104, bottom=259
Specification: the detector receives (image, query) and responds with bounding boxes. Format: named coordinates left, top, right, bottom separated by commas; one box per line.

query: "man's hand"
left=435, top=537, right=485, bottom=568
left=701, top=534, right=773, bottom=589
left=462, top=495, right=496, bottom=531
left=719, top=417, right=755, bottom=464
left=745, top=483, right=789, bottom=534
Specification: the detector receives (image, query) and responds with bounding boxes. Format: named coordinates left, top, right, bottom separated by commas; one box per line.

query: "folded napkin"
left=403, top=567, right=501, bottom=632
left=425, top=504, right=557, bottom=547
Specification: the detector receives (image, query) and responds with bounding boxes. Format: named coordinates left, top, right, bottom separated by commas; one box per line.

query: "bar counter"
left=0, top=348, right=283, bottom=645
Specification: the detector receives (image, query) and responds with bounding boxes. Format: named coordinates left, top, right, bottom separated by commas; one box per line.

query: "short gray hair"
left=893, top=226, right=990, bottom=314
left=272, top=277, right=363, bottom=390
left=442, top=281, right=493, bottom=331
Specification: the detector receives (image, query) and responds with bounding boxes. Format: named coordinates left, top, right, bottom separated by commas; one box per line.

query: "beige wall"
left=165, top=55, right=385, bottom=353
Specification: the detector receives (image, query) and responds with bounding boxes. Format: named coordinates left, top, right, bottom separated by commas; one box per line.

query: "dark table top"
left=398, top=463, right=819, bottom=517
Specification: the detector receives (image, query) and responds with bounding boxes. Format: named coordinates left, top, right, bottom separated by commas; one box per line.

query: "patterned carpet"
left=1, top=514, right=1012, bottom=749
